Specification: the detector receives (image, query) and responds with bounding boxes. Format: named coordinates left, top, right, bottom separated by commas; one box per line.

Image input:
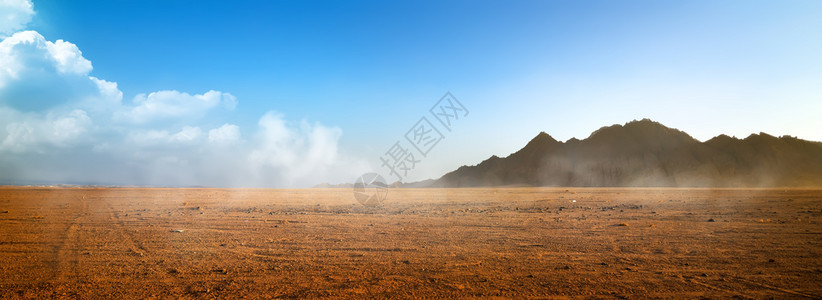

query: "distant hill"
left=434, top=119, right=822, bottom=187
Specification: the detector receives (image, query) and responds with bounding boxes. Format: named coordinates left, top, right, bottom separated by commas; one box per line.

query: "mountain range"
left=431, top=119, right=822, bottom=187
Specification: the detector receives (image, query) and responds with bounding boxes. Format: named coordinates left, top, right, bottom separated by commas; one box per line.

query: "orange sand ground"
left=0, top=187, right=820, bottom=298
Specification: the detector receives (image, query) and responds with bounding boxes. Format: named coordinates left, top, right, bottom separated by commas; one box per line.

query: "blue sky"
left=1, top=0, right=821, bottom=187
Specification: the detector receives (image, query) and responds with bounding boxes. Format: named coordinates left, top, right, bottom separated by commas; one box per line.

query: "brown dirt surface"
left=0, top=187, right=820, bottom=298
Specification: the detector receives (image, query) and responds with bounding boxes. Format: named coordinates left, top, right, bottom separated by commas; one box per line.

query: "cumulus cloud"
left=0, top=1, right=367, bottom=187
left=0, top=31, right=107, bottom=111
left=0, top=0, right=33, bottom=37
left=208, top=123, right=240, bottom=144
left=79, top=113, right=361, bottom=187
left=0, top=30, right=92, bottom=82
left=249, top=112, right=344, bottom=184
left=0, top=107, right=92, bottom=153
left=127, top=126, right=204, bottom=146
left=118, top=90, right=237, bottom=123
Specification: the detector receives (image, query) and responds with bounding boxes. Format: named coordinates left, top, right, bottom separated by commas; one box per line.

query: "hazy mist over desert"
left=1, top=0, right=821, bottom=298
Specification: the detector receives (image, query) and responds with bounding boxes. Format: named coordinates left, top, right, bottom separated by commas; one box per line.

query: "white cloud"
left=0, top=30, right=228, bottom=119
left=127, top=126, right=204, bottom=146
left=248, top=112, right=348, bottom=186
left=208, top=123, right=240, bottom=144
left=0, top=0, right=33, bottom=37
left=0, top=29, right=363, bottom=186
left=87, top=76, right=123, bottom=110
left=51, top=109, right=91, bottom=142
left=171, top=126, right=203, bottom=143
left=0, top=31, right=92, bottom=82
left=0, top=2, right=367, bottom=187
left=0, top=107, right=92, bottom=153
left=118, top=90, right=237, bottom=123
left=47, top=38, right=93, bottom=74
left=0, top=31, right=108, bottom=111
left=251, top=112, right=297, bottom=166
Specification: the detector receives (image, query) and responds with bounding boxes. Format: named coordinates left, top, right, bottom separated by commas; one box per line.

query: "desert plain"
left=0, top=187, right=820, bottom=298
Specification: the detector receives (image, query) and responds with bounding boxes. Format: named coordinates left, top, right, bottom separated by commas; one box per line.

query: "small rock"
left=768, top=259, right=775, bottom=263
left=0, top=210, right=8, bottom=213
left=171, top=229, right=185, bottom=233
left=701, top=273, right=708, bottom=277
left=617, top=223, right=629, bottom=227
left=708, top=218, right=715, bottom=222
left=212, top=268, right=227, bottom=274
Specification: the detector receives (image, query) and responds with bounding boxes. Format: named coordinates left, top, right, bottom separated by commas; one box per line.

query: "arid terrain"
left=0, top=187, right=820, bottom=298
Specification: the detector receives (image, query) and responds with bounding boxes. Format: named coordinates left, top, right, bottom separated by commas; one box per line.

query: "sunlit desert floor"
left=0, top=187, right=820, bottom=298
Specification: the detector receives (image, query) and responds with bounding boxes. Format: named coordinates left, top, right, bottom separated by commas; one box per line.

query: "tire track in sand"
left=102, top=198, right=186, bottom=292
left=49, top=193, right=89, bottom=284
